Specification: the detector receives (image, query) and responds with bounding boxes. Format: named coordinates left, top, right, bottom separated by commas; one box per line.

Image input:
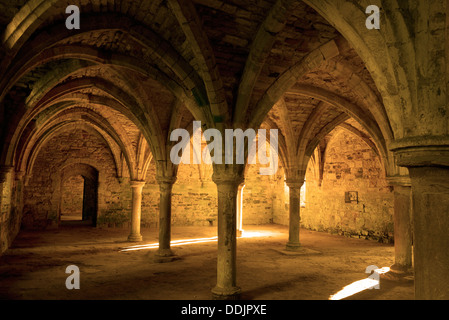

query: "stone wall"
left=1, top=171, right=13, bottom=253
left=301, top=129, right=394, bottom=242
left=9, top=121, right=395, bottom=252
left=0, top=170, right=24, bottom=254
left=244, top=163, right=286, bottom=225
left=17, top=124, right=394, bottom=245
left=21, top=128, right=286, bottom=230
left=60, top=175, right=84, bottom=220
left=140, top=156, right=286, bottom=228
left=22, top=128, right=129, bottom=229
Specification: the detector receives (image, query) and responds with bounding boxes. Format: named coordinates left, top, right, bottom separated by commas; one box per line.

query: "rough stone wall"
left=244, top=163, right=285, bottom=225
left=1, top=172, right=12, bottom=253
left=0, top=169, right=23, bottom=254
left=60, top=175, right=84, bottom=219
left=22, top=128, right=130, bottom=229
left=20, top=128, right=286, bottom=230
left=19, top=124, right=393, bottom=241
left=140, top=159, right=286, bottom=228
left=301, top=129, right=394, bottom=242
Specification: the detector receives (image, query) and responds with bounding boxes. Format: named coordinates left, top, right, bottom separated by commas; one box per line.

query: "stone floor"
left=0, top=224, right=414, bottom=300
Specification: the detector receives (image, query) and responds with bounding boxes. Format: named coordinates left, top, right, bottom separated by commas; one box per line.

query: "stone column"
left=211, top=169, right=244, bottom=300
left=389, top=183, right=413, bottom=276
left=391, top=142, right=449, bottom=299
left=128, top=180, right=145, bottom=242
left=236, top=184, right=245, bottom=237
left=408, top=166, right=449, bottom=299
left=286, top=180, right=304, bottom=251
left=0, top=166, right=13, bottom=184
left=154, top=176, right=177, bottom=263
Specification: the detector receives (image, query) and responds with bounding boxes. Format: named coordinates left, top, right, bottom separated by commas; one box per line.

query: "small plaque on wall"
left=345, top=191, right=358, bottom=203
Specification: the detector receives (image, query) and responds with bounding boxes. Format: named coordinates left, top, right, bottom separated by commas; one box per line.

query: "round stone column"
left=211, top=170, right=244, bottom=300
left=409, top=166, right=449, bottom=299
left=285, top=180, right=304, bottom=251
left=236, top=184, right=245, bottom=237
left=128, top=180, right=145, bottom=242
left=390, top=184, right=413, bottom=276
left=154, top=176, right=177, bottom=263
left=391, top=141, right=449, bottom=299
left=0, top=166, right=13, bottom=184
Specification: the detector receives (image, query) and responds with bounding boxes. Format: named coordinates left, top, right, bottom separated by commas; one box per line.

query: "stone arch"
left=24, top=122, right=119, bottom=181
left=0, top=13, right=208, bottom=124
left=249, top=39, right=340, bottom=129
left=2, top=77, right=159, bottom=171
left=303, top=0, right=414, bottom=140
left=293, top=87, right=391, bottom=176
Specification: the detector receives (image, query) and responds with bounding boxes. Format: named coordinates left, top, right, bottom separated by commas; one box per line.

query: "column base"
left=211, top=286, right=241, bottom=300
left=382, top=264, right=414, bottom=281
left=153, top=249, right=179, bottom=263
left=285, top=242, right=301, bottom=251
left=127, top=234, right=143, bottom=242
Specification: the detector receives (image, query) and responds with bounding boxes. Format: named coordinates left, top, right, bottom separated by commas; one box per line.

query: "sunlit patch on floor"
left=119, top=231, right=275, bottom=252
left=329, top=267, right=390, bottom=300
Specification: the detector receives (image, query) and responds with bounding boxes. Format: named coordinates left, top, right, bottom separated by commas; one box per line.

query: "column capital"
left=390, top=136, right=449, bottom=167
left=285, top=179, right=304, bottom=189
left=0, top=166, right=14, bottom=183
left=212, top=173, right=244, bottom=186
left=212, top=164, right=245, bottom=186
left=130, top=180, right=146, bottom=188
left=386, top=175, right=411, bottom=187
left=14, top=171, right=26, bottom=181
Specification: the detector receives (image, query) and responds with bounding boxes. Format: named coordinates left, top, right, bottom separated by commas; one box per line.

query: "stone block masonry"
left=20, top=127, right=286, bottom=230
left=301, top=128, right=394, bottom=243
left=18, top=124, right=393, bottom=243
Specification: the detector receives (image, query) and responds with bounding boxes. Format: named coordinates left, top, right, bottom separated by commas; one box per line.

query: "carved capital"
left=390, top=136, right=449, bottom=168
left=386, top=175, right=411, bottom=187
left=14, top=171, right=26, bottom=181
left=212, top=164, right=245, bottom=186
left=285, top=179, right=304, bottom=190
left=130, top=180, right=146, bottom=189
left=0, top=166, right=14, bottom=184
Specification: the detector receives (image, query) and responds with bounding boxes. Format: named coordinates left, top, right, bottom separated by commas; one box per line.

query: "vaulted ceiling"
left=0, top=0, right=399, bottom=180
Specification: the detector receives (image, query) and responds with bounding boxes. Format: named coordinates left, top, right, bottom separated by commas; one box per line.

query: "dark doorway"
left=59, top=164, right=99, bottom=227
left=60, top=175, right=84, bottom=221
left=82, top=174, right=98, bottom=226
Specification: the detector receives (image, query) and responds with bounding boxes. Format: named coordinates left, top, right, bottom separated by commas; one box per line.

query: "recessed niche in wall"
left=345, top=191, right=358, bottom=204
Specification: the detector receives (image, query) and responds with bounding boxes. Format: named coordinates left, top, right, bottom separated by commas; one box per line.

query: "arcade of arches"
left=0, top=0, right=448, bottom=300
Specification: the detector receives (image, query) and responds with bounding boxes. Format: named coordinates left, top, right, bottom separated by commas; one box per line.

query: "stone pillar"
left=286, top=180, right=304, bottom=251
left=391, top=142, right=449, bottom=299
left=128, top=180, right=145, bottom=242
left=0, top=166, right=13, bottom=184
left=389, top=184, right=413, bottom=276
left=236, top=184, right=245, bottom=237
left=154, top=176, right=177, bottom=263
left=211, top=169, right=244, bottom=300
left=408, top=166, right=449, bottom=299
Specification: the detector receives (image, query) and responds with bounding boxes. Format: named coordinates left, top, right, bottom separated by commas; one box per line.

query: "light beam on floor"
left=119, top=231, right=274, bottom=252
left=329, top=267, right=390, bottom=300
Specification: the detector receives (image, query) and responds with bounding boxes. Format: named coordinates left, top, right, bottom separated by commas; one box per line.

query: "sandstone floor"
left=0, top=224, right=414, bottom=300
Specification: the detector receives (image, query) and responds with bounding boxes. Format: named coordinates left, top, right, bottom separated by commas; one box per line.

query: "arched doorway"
left=59, top=163, right=99, bottom=227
